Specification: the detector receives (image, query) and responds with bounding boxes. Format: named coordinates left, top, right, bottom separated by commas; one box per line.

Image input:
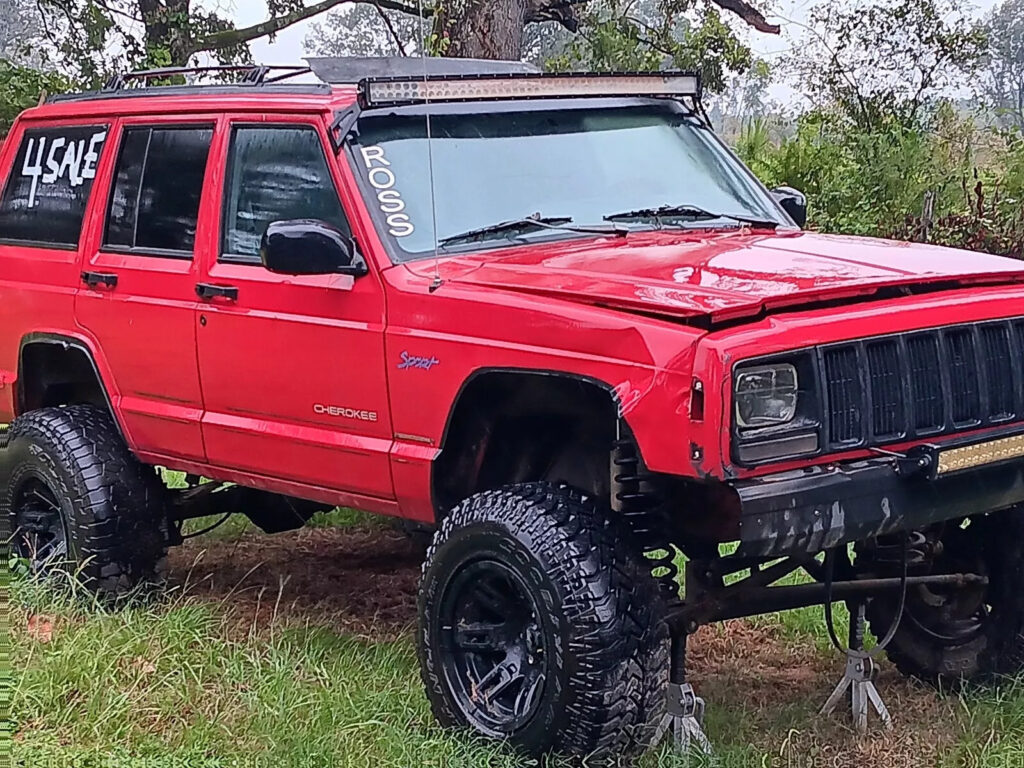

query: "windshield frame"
left=343, top=96, right=795, bottom=265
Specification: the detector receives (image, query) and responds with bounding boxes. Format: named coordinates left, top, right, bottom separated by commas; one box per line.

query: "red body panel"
left=3, top=88, right=1024, bottom=522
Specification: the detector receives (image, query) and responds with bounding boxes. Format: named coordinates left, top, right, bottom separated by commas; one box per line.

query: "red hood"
left=433, top=230, right=1024, bottom=323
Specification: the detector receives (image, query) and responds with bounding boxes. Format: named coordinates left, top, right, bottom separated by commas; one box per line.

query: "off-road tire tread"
left=418, top=482, right=668, bottom=762
left=3, top=405, right=168, bottom=596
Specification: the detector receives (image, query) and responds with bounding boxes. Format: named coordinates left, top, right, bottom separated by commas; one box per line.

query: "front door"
left=195, top=118, right=394, bottom=500
left=75, top=118, right=217, bottom=461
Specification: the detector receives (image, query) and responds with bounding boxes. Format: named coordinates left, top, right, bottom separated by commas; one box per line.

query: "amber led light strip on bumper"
left=359, top=73, right=701, bottom=108
left=936, top=433, right=1024, bottom=475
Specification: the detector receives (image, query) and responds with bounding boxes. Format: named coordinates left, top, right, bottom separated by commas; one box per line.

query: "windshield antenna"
left=417, top=0, right=443, bottom=293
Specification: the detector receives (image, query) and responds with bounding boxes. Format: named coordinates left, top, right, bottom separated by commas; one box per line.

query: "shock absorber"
left=612, top=438, right=680, bottom=601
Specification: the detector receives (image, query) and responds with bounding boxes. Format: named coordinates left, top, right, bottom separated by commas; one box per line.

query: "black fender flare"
left=16, top=333, right=127, bottom=443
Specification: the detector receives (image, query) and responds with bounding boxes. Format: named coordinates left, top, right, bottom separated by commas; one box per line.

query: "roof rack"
left=96, top=59, right=537, bottom=95
left=102, top=64, right=312, bottom=92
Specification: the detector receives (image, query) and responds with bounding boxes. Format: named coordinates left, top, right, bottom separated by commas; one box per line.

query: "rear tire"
left=863, top=507, right=1024, bottom=686
left=1, top=406, right=168, bottom=597
left=418, top=482, right=668, bottom=762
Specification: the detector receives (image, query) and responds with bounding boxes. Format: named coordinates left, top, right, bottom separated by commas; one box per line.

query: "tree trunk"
left=436, top=0, right=529, bottom=60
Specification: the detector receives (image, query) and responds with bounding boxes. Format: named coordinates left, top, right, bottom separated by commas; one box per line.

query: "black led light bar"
left=357, top=71, right=702, bottom=109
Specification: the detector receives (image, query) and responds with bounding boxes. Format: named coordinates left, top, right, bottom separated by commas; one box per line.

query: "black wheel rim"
left=438, top=558, right=550, bottom=736
left=11, top=478, right=69, bottom=574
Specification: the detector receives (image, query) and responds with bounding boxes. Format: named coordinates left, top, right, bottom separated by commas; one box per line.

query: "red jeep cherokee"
left=4, top=59, right=1024, bottom=760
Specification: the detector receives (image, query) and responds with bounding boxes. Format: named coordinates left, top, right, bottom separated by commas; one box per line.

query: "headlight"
left=735, top=364, right=798, bottom=428
left=731, top=355, right=821, bottom=465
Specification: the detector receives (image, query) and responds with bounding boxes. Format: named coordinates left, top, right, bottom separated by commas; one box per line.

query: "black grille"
left=822, top=320, right=1024, bottom=449
left=982, top=325, right=1014, bottom=419
left=824, top=347, right=862, bottom=443
left=867, top=341, right=903, bottom=438
left=907, top=334, right=944, bottom=431
left=946, top=329, right=980, bottom=423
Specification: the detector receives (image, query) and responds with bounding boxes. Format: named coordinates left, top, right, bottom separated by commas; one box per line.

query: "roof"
left=27, top=86, right=357, bottom=122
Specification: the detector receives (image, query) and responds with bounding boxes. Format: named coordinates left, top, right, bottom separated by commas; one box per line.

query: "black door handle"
left=196, top=283, right=239, bottom=301
left=81, top=271, right=118, bottom=289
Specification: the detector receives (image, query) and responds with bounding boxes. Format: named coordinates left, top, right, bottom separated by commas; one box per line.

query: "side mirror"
left=260, top=219, right=368, bottom=277
left=770, top=187, right=808, bottom=228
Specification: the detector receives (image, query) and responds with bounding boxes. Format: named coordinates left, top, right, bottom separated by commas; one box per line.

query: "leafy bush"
left=738, top=109, right=1024, bottom=259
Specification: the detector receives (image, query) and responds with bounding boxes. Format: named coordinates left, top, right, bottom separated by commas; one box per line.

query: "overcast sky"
left=241, top=0, right=1002, bottom=65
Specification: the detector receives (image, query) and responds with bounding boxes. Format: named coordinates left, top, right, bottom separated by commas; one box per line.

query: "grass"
left=12, top=591, right=511, bottom=767
left=9, top=512, right=1024, bottom=768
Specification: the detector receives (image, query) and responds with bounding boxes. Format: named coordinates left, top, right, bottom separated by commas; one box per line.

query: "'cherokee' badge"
left=313, top=404, right=379, bottom=422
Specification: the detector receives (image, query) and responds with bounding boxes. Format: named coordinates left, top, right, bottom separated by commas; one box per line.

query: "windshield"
left=351, top=102, right=786, bottom=262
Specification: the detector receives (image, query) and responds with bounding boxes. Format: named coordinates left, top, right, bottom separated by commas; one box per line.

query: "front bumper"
left=732, top=430, right=1024, bottom=557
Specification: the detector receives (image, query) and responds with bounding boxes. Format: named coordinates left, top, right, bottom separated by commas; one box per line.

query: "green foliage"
left=737, top=109, right=1024, bottom=259
left=0, top=60, right=71, bottom=135
left=547, top=0, right=753, bottom=92
left=33, top=0, right=292, bottom=87
left=739, top=0, right=1022, bottom=259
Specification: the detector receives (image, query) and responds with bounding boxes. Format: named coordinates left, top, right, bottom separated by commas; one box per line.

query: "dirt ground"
left=167, top=523, right=962, bottom=768
left=168, top=523, right=424, bottom=641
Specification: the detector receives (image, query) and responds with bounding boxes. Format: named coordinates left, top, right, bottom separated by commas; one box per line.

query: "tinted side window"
left=0, top=125, right=108, bottom=247
left=222, top=126, right=350, bottom=262
left=105, top=126, right=213, bottom=254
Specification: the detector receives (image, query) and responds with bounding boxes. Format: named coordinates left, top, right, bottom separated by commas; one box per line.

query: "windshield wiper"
left=439, top=213, right=627, bottom=250
left=604, top=204, right=780, bottom=230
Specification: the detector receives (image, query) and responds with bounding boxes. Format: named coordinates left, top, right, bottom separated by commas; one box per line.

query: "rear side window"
left=0, top=125, right=108, bottom=247
left=105, top=125, right=214, bottom=255
left=222, top=125, right=350, bottom=263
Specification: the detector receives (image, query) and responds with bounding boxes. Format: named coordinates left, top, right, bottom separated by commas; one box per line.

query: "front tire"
left=1, top=406, right=168, bottom=597
left=863, top=507, right=1024, bottom=686
left=418, top=482, right=668, bottom=762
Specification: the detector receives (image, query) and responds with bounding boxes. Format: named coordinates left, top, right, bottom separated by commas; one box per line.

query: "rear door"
left=0, top=121, right=111, bottom=421
left=194, top=116, right=394, bottom=499
left=75, top=117, right=219, bottom=461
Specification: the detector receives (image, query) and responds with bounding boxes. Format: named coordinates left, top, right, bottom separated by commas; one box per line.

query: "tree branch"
left=526, top=0, right=587, bottom=30
left=195, top=0, right=776, bottom=57
left=373, top=1, right=408, bottom=56
left=624, top=15, right=676, bottom=56
left=528, top=0, right=779, bottom=35
left=707, top=0, right=779, bottom=34
left=93, top=0, right=143, bottom=24
left=195, top=0, right=427, bottom=54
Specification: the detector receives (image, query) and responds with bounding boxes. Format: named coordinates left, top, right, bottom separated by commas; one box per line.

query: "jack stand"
left=655, top=632, right=712, bottom=754
left=819, top=601, right=893, bottom=733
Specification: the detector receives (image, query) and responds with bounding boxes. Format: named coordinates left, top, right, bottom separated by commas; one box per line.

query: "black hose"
left=823, top=534, right=909, bottom=656
left=181, top=511, right=233, bottom=540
